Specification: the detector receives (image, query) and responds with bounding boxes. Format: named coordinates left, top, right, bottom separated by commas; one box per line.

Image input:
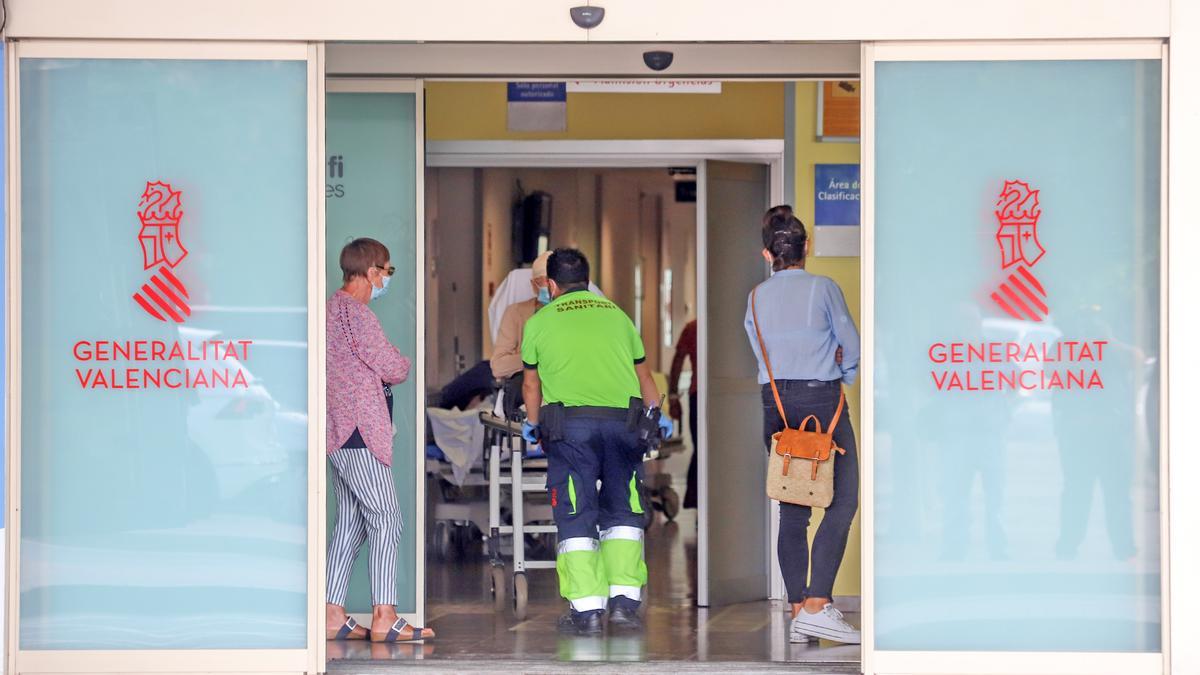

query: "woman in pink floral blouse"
left=325, top=238, right=434, bottom=643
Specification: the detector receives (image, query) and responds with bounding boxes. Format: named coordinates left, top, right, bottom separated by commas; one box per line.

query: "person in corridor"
left=668, top=318, right=700, bottom=509
left=491, top=250, right=553, bottom=380
left=746, top=206, right=861, bottom=645
left=325, top=238, right=435, bottom=643
left=520, top=248, right=672, bottom=635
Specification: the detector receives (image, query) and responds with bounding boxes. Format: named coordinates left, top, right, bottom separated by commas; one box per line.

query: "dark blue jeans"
left=545, top=415, right=646, bottom=541
left=762, top=379, right=859, bottom=603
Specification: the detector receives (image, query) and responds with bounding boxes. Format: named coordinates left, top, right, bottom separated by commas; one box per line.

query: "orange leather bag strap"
left=828, top=388, right=846, bottom=435
left=751, top=287, right=791, bottom=430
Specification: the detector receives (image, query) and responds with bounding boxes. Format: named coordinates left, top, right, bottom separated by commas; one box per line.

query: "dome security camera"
left=643, top=51, right=674, bottom=72
left=570, top=6, right=605, bottom=29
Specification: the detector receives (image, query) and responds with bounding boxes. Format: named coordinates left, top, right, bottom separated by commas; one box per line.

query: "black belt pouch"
left=540, top=402, right=566, bottom=442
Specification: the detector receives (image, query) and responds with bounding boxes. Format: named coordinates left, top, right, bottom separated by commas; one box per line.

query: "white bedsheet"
left=426, top=407, right=486, bottom=486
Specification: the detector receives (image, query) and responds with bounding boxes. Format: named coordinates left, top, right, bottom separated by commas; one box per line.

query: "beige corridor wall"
left=476, top=168, right=593, bottom=357
left=425, top=80, right=862, bottom=598
left=472, top=167, right=687, bottom=367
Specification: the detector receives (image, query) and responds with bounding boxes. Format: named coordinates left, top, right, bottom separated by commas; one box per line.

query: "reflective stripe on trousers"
left=557, top=537, right=607, bottom=611
left=600, top=525, right=647, bottom=601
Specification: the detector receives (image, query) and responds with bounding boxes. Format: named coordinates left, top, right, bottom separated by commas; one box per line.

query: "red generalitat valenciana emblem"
left=990, top=180, right=1049, bottom=322
left=132, top=181, right=192, bottom=323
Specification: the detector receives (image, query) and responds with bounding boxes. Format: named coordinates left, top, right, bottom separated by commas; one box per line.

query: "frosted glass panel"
left=873, top=60, right=1161, bottom=652
left=19, top=58, right=309, bottom=650
left=325, top=92, right=419, bottom=613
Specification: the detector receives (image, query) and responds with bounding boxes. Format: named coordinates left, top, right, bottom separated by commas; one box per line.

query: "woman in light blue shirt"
left=744, top=206, right=861, bottom=645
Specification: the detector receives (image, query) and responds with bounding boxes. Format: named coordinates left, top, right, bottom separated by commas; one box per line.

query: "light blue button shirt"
left=743, top=269, right=861, bottom=386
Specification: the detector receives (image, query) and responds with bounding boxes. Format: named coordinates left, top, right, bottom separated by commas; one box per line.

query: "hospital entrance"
left=2, top=13, right=1173, bottom=675
left=322, top=47, right=866, bottom=670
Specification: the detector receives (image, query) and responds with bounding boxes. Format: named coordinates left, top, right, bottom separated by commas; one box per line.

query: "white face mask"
left=371, top=273, right=391, bottom=301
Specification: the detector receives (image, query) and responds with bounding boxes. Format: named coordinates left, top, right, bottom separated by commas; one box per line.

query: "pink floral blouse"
left=326, top=289, right=411, bottom=466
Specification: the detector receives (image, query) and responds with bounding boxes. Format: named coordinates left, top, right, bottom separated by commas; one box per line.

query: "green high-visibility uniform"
left=522, top=290, right=650, bottom=612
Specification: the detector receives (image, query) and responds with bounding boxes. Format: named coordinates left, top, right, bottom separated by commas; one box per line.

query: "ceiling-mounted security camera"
left=643, top=51, right=674, bottom=71
left=570, top=6, right=605, bottom=29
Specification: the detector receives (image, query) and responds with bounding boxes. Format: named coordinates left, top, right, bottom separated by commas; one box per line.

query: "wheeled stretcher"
left=478, top=411, right=555, bottom=620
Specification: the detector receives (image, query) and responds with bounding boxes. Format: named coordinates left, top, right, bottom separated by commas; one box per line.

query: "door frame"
left=859, top=39, right=1169, bottom=675
left=4, top=39, right=325, bottom=675
left=426, top=138, right=786, bottom=607
left=324, top=76, right=428, bottom=637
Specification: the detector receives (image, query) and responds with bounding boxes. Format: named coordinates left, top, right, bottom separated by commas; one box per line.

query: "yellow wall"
left=426, top=79, right=862, bottom=597
left=426, top=81, right=785, bottom=140
left=792, top=82, right=862, bottom=598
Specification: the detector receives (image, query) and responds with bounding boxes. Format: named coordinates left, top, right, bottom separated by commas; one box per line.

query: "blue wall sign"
left=507, top=82, right=567, bottom=102
left=815, top=163, right=860, bottom=226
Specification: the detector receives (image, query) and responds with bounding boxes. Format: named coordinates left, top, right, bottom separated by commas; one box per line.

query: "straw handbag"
left=751, top=288, right=846, bottom=508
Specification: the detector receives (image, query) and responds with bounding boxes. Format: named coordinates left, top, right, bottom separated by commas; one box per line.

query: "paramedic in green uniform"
left=520, top=248, right=673, bottom=635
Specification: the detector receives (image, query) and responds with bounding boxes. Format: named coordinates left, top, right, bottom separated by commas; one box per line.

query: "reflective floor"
left=327, top=452, right=862, bottom=673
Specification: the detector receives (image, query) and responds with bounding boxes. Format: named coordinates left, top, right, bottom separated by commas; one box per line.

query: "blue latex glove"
left=656, top=411, right=674, bottom=438
left=521, top=421, right=541, bottom=447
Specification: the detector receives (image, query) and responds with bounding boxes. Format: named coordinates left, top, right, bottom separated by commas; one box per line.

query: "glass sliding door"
left=862, top=41, right=1166, bottom=675
left=323, top=79, right=425, bottom=625
left=6, top=41, right=323, bottom=674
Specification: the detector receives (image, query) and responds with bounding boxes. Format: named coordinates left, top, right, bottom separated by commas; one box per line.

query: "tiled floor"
left=327, top=452, right=862, bottom=673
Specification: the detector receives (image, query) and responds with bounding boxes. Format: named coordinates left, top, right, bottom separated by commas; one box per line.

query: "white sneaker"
left=789, top=618, right=816, bottom=643
left=791, top=604, right=861, bottom=644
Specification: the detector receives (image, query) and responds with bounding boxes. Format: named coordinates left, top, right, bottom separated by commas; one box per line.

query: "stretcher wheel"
left=512, top=572, right=529, bottom=620
left=491, top=565, right=507, bottom=612
left=660, top=487, right=681, bottom=522
left=640, top=483, right=655, bottom=530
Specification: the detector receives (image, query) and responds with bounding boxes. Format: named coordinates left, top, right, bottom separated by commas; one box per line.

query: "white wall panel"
left=4, top=0, right=1169, bottom=42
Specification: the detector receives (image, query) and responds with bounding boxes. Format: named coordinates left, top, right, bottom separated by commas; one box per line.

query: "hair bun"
left=770, top=230, right=803, bottom=251
left=760, top=210, right=808, bottom=270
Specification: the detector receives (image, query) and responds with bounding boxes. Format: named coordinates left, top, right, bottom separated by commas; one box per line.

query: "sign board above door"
left=567, top=80, right=722, bottom=94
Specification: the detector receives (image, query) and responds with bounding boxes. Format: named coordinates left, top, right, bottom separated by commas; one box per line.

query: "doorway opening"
left=323, top=73, right=864, bottom=671
left=423, top=163, right=705, bottom=657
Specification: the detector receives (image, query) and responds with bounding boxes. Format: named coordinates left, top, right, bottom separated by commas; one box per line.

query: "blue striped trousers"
left=326, top=447, right=403, bottom=607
